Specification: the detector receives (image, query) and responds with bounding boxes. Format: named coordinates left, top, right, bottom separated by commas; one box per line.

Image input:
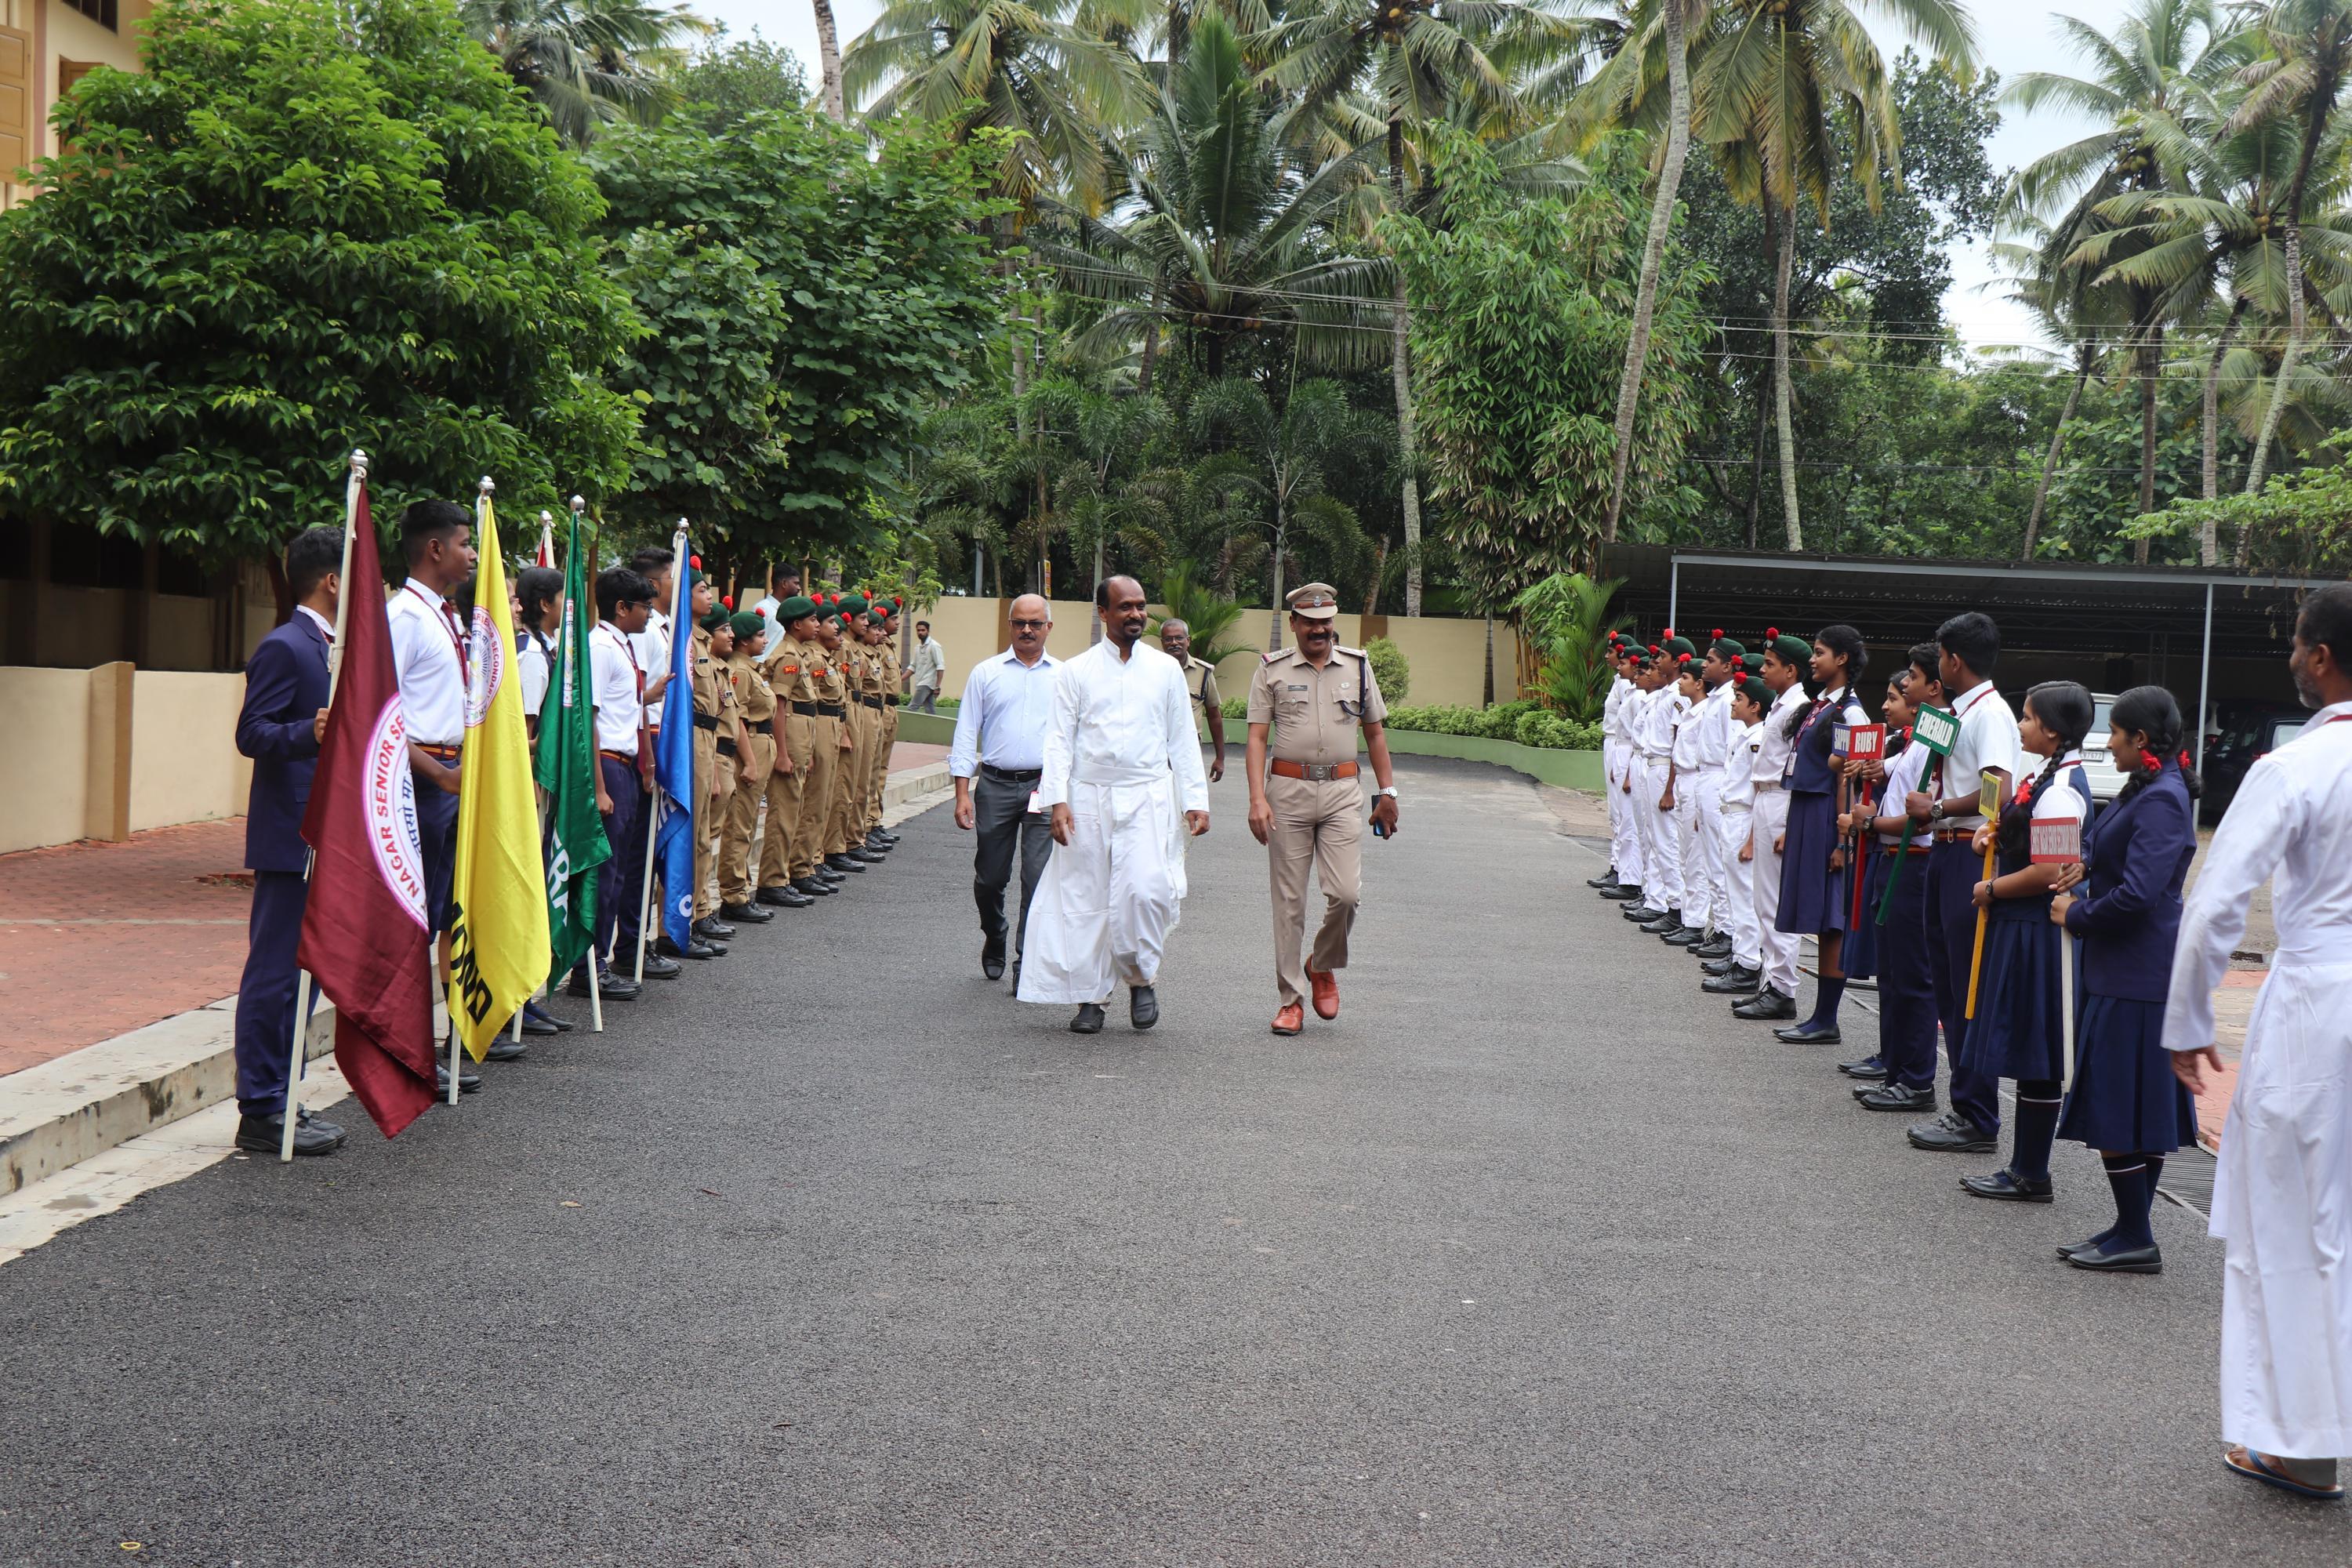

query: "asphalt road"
left=4, top=756, right=2346, bottom=1566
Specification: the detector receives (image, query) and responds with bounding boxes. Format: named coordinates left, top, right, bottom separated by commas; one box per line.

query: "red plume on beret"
left=1679, top=652, right=1692, bottom=663
left=721, top=595, right=734, bottom=609
left=1648, top=644, right=1661, bottom=655
left=1662, top=626, right=1674, bottom=637
left=1711, top=627, right=1723, bottom=638
left=689, top=554, right=702, bottom=569
left=1767, top=626, right=1780, bottom=639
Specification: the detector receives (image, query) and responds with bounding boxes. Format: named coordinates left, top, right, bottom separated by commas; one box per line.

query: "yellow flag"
left=448, top=488, right=552, bottom=1061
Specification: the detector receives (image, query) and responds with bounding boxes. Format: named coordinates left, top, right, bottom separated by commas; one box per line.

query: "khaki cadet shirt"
left=691, top=627, right=724, bottom=718
left=1247, top=644, right=1389, bottom=767
left=1185, top=656, right=1221, bottom=737
left=810, top=641, right=850, bottom=707
left=860, top=640, right=887, bottom=699
left=731, top=649, right=777, bottom=727
left=767, top=637, right=817, bottom=708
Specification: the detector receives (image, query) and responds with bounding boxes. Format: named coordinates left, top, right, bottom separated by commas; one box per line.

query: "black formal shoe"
left=1070, top=1003, right=1106, bottom=1034
left=1774, top=1021, right=1842, bottom=1044
left=523, top=1000, right=572, bottom=1032
left=1130, top=985, right=1160, bottom=1030
left=1598, top=884, right=1642, bottom=901
left=1639, top=909, right=1682, bottom=935
left=1701, top=965, right=1761, bottom=995
left=793, top=877, right=835, bottom=897
left=721, top=900, right=775, bottom=923
left=638, top=952, right=683, bottom=980
left=862, top=833, right=893, bottom=852
left=1732, top=986, right=1796, bottom=1019
left=236, top=1111, right=343, bottom=1156
left=1907, top=1111, right=1997, bottom=1152
left=1838, top=1054, right=1889, bottom=1078
left=2067, top=1242, right=2161, bottom=1273
left=1622, top=903, right=1664, bottom=922
left=760, top=884, right=815, bottom=909
left=695, top=916, right=737, bottom=941
left=1961, top=1168, right=2055, bottom=1203
left=872, top=829, right=899, bottom=844
left=1857, top=1082, right=1936, bottom=1112
left=982, top=934, right=1007, bottom=981
left=826, top=854, right=866, bottom=873
left=298, top=1106, right=345, bottom=1141
left=1661, top=924, right=1708, bottom=947
left=2056, top=1232, right=2114, bottom=1261
left=658, top=935, right=721, bottom=961
left=1693, top=936, right=1733, bottom=960
left=1700, top=955, right=1737, bottom=975
left=435, top=1061, right=484, bottom=1095
left=814, top=862, right=846, bottom=880
left=846, top=848, right=881, bottom=864
left=517, top=1010, right=561, bottom=1036
left=484, top=1035, right=528, bottom=1062
left=1586, top=870, right=1620, bottom=889
left=566, top=971, right=640, bottom=1000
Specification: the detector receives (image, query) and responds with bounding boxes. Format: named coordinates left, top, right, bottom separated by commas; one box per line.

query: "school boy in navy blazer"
left=231, top=527, right=348, bottom=1156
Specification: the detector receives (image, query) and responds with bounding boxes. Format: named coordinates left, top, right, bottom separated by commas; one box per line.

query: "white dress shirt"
left=387, top=577, right=467, bottom=745
left=1639, top=685, right=1686, bottom=760
left=1692, top=680, right=1733, bottom=770
left=630, top=608, right=670, bottom=729
left=590, top=622, right=644, bottom=753
left=1602, top=675, right=1632, bottom=745
left=949, top=646, right=1061, bottom=777
left=518, top=627, right=552, bottom=718
left=1722, top=720, right=1762, bottom=809
left=1753, top=682, right=1806, bottom=788
left=1875, top=740, right=1932, bottom=844
left=1936, top=680, right=2022, bottom=830
left=1037, top=641, right=1209, bottom=814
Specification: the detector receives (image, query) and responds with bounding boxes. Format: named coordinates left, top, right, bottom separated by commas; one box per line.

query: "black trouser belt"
left=982, top=764, right=1042, bottom=782
left=789, top=702, right=819, bottom=717
left=858, top=695, right=884, bottom=709
left=886, top=695, right=901, bottom=706
left=691, top=712, right=717, bottom=731
left=816, top=702, right=845, bottom=718
left=715, top=737, right=737, bottom=757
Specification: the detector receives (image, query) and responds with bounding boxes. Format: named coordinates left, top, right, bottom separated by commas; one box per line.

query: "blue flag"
left=653, top=524, right=698, bottom=955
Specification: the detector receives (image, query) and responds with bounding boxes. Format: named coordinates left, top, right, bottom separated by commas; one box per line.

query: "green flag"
left=536, top=510, right=611, bottom=985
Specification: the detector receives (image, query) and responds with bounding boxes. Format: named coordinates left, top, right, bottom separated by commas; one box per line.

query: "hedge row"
left=1214, top=696, right=1600, bottom=752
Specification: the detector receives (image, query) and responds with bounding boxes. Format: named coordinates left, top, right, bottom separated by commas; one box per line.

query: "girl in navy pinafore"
left=1957, top=681, right=2094, bottom=1207
left=2051, top=684, right=2201, bottom=1272
left=1773, top=625, right=1870, bottom=1039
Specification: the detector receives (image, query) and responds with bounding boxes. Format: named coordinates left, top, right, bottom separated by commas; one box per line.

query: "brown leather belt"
left=599, top=749, right=635, bottom=764
left=1270, top=759, right=1357, bottom=781
left=1933, top=828, right=1977, bottom=843
left=414, top=742, right=461, bottom=760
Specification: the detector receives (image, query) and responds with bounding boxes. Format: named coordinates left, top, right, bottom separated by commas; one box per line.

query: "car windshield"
left=2272, top=719, right=2307, bottom=749
left=2089, top=700, right=2113, bottom=755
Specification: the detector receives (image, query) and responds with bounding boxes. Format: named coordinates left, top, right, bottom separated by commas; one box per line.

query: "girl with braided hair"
left=1957, top=681, right=2095, bottom=1207
left=1763, top=626, right=1869, bottom=1045
left=2046, top=684, right=2201, bottom=1272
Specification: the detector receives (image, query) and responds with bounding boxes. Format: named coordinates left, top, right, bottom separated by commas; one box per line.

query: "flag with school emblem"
left=535, top=507, right=610, bottom=985
left=445, top=486, right=551, bottom=1060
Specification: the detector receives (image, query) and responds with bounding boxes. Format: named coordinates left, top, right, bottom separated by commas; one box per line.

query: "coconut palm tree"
left=461, top=0, right=711, bottom=145
left=2230, top=0, right=2352, bottom=493
left=1985, top=226, right=2129, bottom=558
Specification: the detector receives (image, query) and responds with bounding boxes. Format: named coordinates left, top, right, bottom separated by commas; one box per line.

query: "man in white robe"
left=2167, top=581, right=2352, bottom=1501
left=1018, top=575, right=1210, bottom=1033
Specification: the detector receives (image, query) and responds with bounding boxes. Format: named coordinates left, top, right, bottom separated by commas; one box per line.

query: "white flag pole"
left=631, top=519, right=688, bottom=983
left=281, top=449, right=368, bottom=1163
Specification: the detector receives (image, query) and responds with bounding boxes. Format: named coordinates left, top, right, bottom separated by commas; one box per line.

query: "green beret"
left=835, top=593, right=869, bottom=617
left=1737, top=675, right=1772, bottom=710
left=1660, top=635, right=1697, bottom=659
left=728, top=610, right=764, bottom=641
left=1766, top=628, right=1813, bottom=665
left=866, top=608, right=890, bottom=626
left=1710, top=633, right=1745, bottom=661
left=699, top=607, right=731, bottom=634
left=686, top=568, right=706, bottom=592
left=778, top=594, right=818, bottom=623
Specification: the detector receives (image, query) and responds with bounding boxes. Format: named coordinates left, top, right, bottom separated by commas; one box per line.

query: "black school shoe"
left=1621, top=903, right=1664, bottom=922
left=235, top=1110, right=345, bottom=1156
left=1907, top=1111, right=1996, bottom=1152
left=1731, top=986, right=1795, bottom=1019
left=1693, top=935, right=1733, bottom=960
left=1070, top=1004, right=1106, bottom=1034
left=1701, top=965, right=1760, bottom=995
left=721, top=900, right=775, bottom=923
left=1586, top=870, right=1620, bottom=889
left=695, top=916, right=737, bottom=941
left=1639, top=909, right=1682, bottom=935
left=1857, top=1082, right=1934, bottom=1111
left=826, top=854, right=866, bottom=874
left=1661, top=924, right=1708, bottom=947
left=1838, top=1054, right=1888, bottom=1078
left=1598, top=884, right=1642, bottom=902
left=793, top=877, right=835, bottom=898
left=1960, top=1168, right=2054, bottom=1203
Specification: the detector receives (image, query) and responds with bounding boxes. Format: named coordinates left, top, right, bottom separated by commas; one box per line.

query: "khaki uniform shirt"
left=811, top=643, right=850, bottom=707
left=691, top=627, right=723, bottom=718
left=731, top=650, right=777, bottom=727
left=767, top=638, right=817, bottom=709
left=1184, top=656, right=1221, bottom=738
left=1247, top=644, right=1388, bottom=767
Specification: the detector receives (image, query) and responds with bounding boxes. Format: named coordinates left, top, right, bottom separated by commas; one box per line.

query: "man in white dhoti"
left=1018, top=575, right=1210, bottom=1034
left=2166, top=582, right=2352, bottom=1502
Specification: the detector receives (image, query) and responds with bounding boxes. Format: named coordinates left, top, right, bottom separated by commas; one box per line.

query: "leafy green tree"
left=0, top=0, right=639, bottom=593
left=1149, top=561, right=1252, bottom=669
left=2134, top=431, right=2352, bottom=574
left=669, top=31, right=811, bottom=123
left=1512, top=571, right=1627, bottom=721
left=461, top=0, right=712, bottom=146
left=586, top=106, right=1010, bottom=562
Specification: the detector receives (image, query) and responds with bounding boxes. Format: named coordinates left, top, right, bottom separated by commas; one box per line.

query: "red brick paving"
left=0, top=746, right=953, bottom=1081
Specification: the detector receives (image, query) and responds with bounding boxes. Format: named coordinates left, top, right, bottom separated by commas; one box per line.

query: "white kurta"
left=2164, top=699, right=2352, bottom=1459
left=1018, top=641, right=1210, bottom=1006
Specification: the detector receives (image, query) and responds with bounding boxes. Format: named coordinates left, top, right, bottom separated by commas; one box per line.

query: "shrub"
left=1364, top=637, right=1410, bottom=704
left=1381, top=702, right=1598, bottom=751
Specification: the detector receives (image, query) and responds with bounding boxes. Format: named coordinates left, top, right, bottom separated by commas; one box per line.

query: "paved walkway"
left=2, top=757, right=2343, bottom=1563
left=0, top=743, right=951, bottom=1080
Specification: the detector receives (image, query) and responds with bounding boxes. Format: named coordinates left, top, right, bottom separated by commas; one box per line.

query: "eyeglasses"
left=1009, top=619, right=1048, bottom=630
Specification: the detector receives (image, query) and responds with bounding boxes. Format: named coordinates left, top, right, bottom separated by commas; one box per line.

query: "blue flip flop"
left=2227, top=1446, right=2344, bottom=1501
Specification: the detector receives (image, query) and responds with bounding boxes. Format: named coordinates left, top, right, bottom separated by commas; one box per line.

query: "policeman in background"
left=1245, top=583, right=1399, bottom=1036
left=1159, top=617, right=1228, bottom=784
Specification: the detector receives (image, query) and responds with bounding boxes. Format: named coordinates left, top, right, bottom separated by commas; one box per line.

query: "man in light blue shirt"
left=950, top=594, right=1060, bottom=983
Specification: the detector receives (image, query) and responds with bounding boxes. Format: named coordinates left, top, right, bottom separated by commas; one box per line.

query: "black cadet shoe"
left=1700, top=954, right=1739, bottom=975
left=1838, top=1054, right=1889, bottom=1079
left=1070, top=1003, right=1106, bottom=1034
left=1130, top=985, right=1160, bottom=1030
left=1661, top=924, right=1708, bottom=947
left=1907, top=1110, right=1997, bottom=1152
left=1701, top=965, right=1761, bottom=995
left=523, top=999, right=572, bottom=1032
left=516, top=1009, right=561, bottom=1036
left=721, top=900, right=775, bottom=923
left=695, top=916, right=737, bottom=941
left=656, top=935, right=721, bottom=961
left=1857, top=1082, right=1935, bottom=1112
left=1639, top=909, right=1682, bottom=935
left=793, top=877, right=835, bottom=898
left=638, top=952, right=683, bottom=980
left=435, top=1060, right=484, bottom=1095
left=1598, top=884, right=1642, bottom=901
left=1961, top=1167, right=2055, bottom=1203
left=235, top=1111, right=344, bottom=1156
left=1693, top=935, right=1734, bottom=960
left=1621, top=902, right=1664, bottom=922
left=566, top=969, right=640, bottom=1000
left=862, top=833, right=893, bottom=853
left=1732, top=986, right=1796, bottom=1020
left=826, top=854, right=866, bottom=874
left=1586, top=870, right=1620, bottom=889
left=760, top=884, right=815, bottom=909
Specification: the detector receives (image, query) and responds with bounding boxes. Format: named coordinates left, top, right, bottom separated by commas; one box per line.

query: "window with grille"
left=64, top=0, right=117, bottom=31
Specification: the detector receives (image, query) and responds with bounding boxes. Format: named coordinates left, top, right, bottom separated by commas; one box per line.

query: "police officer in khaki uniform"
left=1245, top=582, right=1399, bottom=1036
left=1158, top=617, right=1228, bottom=783
left=718, top=610, right=778, bottom=921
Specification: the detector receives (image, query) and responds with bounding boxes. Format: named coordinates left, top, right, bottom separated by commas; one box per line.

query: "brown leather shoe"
left=1307, top=969, right=1339, bottom=1019
left=1271, top=1003, right=1305, bottom=1036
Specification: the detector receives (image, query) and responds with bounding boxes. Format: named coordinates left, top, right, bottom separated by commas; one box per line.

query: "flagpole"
left=631, top=518, right=687, bottom=984
left=281, top=449, right=368, bottom=1163
left=567, top=497, right=608, bottom=1033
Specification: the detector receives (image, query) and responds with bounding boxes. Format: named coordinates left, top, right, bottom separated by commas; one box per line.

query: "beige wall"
left=0, top=664, right=96, bottom=852
left=129, top=668, right=250, bottom=833
left=912, top=597, right=1515, bottom=711
left=2, top=0, right=151, bottom=212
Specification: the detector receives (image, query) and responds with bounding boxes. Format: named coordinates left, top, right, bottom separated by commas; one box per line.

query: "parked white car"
left=2002, top=689, right=2125, bottom=804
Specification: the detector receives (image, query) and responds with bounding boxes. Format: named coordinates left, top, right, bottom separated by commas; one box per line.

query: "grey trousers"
left=910, top=684, right=939, bottom=715
left=973, top=770, right=1053, bottom=956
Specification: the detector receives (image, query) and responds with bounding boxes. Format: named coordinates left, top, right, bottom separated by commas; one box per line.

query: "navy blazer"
left=2061, top=767, right=2194, bottom=1003
left=237, top=613, right=332, bottom=874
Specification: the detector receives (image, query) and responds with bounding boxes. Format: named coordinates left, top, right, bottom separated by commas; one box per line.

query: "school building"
left=1, top=0, right=150, bottom=213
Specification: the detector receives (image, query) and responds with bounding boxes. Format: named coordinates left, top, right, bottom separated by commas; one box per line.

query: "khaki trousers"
left=720, top=733, right=774, bottom=905
left=804, top=714, right=844, bottom=866
left=1266, top=771, right=1363, bottom=1007
left=865, top=704, right=898, bottom=829
left=692, top=729, right=720, bottom=919
left=829, top=705, right=871, bottom=855
left=760, top=713, right=815, bottom=886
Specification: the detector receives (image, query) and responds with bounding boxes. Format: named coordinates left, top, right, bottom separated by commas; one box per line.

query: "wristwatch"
left=1374, top=786, right=1399, bottom=800
left=1929, top=799, right=1947, bottom=822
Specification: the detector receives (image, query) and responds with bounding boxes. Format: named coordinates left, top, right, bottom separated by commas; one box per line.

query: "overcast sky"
left=693, top=0, right=2127, bottom=355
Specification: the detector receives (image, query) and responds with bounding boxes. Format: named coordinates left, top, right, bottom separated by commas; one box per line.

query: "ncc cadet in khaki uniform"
left=752, top=593, right=822, bottom=907
left=833, top=598, right=887, bottom=872
left=778, top=597, right=840, bottom=898
left=690, top=604, right=743, bottom=947
left=858, top=607, right=899, bottom=854
left=812, top=600, right=863, bottom=880
left=1244, top=582, right=1400, bottom=1036
left=717, top=610, right=778, bottom=922
left=864, top=598, right=906, bottom=854
left=1159, top=617, right=1229, bottom=783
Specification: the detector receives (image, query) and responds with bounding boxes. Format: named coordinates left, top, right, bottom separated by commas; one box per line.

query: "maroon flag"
left=297, top=474, right=437, bottom=1138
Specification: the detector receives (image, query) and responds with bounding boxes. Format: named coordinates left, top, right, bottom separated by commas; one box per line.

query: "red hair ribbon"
left=2140, top=749, right=2163, bottom=775
left=2177, top=748, right=2192, bottom=768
